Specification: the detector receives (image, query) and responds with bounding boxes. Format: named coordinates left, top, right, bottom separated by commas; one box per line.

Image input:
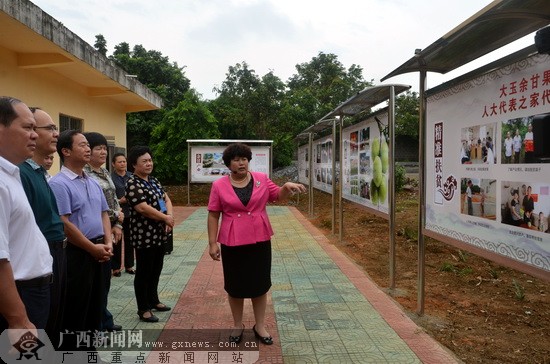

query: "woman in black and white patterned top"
left=126, top=146, right=174, bottom=323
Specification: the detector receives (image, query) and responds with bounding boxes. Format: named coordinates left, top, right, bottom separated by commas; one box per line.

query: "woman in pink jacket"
left=208, top=143, right=305, bottom=345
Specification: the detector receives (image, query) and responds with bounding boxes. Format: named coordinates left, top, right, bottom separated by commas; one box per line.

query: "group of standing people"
left=503, top=125, right=534, bottom=164
left=0, top=95, right=304, bottom=354
left=0, top=97, right=174, bottom=358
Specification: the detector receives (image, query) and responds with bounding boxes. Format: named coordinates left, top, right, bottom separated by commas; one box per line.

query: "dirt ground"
left=167, top=180, right=549, bottom=364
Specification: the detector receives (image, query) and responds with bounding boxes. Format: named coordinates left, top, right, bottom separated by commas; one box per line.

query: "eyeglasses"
left=35, top=125, right=58, bottom=132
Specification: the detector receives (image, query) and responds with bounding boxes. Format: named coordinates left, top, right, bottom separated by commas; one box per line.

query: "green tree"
left=210, top=62, right=294, bottom=167
left=211, top=62, right=261, bottom=139
left=286, top=52, right=371, bottom=131
left=150, top=90, right=220, bottom=184
left=94, top=34, right=108, bottom=56
left=108, top=41, right=191, bottom=149
left=395, top=91, right=419, bottom=139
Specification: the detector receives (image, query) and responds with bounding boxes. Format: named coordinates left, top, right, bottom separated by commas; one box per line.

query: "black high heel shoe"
left=137, top=310, right=159, bottom=322
left=229, top=324, right=245, bottom=344
left=153, top=303, right=171, bottom=312
left=253, top=325, right=273, bottom=345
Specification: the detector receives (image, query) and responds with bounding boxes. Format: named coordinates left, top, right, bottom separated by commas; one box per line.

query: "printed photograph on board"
left=350, top=131, right=359, bottom=153
left=202, top=152, right=229, bottom=175
left=460, top=178, right=497, bottom=220
left=460, top=122, right=497, bottom=164
left=500, top=181, right=550, bottom=233
left=501, top=112, right=550, bottom=164
left=359, top=127, right=370, bottom=152
left=360, top=178, right=370, bottom=199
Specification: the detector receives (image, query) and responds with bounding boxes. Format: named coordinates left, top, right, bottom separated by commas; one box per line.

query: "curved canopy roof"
left=381, top=0, right=550, bottom=81
left=320, top=84, right=410, bottom=120
left=296, top=84, right=410, bottom=140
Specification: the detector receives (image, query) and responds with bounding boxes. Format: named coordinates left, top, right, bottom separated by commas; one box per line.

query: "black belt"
left=90, top=236, right=104, bottom=244
left=48, top=237, right=67, bottom=249
left=15, top=274, right=53, bottom=288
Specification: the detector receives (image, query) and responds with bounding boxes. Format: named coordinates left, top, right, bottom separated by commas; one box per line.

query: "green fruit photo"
left=380, top=137, right=389, bottom=174
left=373, top=156, right=383, bottom=187
left=371, top=137, right=380, bottom=158
left=378, top=178, right=387, bottom=203
left=371, top=182, right=379, bottom=205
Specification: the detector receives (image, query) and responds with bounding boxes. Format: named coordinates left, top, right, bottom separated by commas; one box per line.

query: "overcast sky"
left=32, top=0, right=534, bottom=100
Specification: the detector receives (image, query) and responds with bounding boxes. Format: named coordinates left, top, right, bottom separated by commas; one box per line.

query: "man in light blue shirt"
left=49, top=129, right=112, bottom=350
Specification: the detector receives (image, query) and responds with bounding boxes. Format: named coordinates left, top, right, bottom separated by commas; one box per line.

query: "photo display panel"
left=426, top=52, right=550, bottom=273
left=297, top=144, right=309, bottom=185
left=190, top=145, right=270, bottom=183
left=341, top=112, right=390, bottom=215
left=312, top=135, right=334, bottom=194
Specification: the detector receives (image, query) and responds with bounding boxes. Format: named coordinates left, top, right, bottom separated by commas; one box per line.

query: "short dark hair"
left=112, top=152, right=126, bottom=164
left=127, top=146, right=152, bottom=173
left=0, top=96, right=22, bottom=127
left=222, top=143, right=252, bottom=167
left=83, top=132, right=108, bottom=150
left=57, top=129, right=81, bottom=163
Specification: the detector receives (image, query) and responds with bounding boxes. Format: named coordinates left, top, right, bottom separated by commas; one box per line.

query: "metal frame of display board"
left=298, top=84, right=410, bottom=290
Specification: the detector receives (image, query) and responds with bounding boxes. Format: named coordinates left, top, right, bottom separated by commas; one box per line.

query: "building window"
left=59, top=114, right=83, bottom=132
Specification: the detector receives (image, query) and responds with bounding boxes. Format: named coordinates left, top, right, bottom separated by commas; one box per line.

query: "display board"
left=311, top=135, right=334, bottom=194
left=297, top=144, right=309, bottom=185
left=189, top=145, right=271, bottom=183
left=426, top=52, right=550, bottom=273
left=341, top=111, right=390, bottom=215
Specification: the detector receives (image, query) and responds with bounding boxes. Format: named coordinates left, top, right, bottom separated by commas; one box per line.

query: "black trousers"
left=46, top=240, right=67, bottom=347
left=134, top=244, right=165, bottom=311
left=165, top=231, right=173, bottom=254
left=61, top=244, right=103, bottom=338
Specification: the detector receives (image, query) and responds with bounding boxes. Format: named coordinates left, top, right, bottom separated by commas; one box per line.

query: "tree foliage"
left=108, top=42, right=191, bottom=149
left=210, top=54, right=370, bottom=168
left=150, top=90, right=220, bottom=184
left=286, top=52, right=372, bottom=131
left=210, top=63, right=294, bottom=167
left=94, top=34, right=107, bottom=56
left=94, top=36, right=382, bottom=181
left=395, top=91, right=419, bottom=139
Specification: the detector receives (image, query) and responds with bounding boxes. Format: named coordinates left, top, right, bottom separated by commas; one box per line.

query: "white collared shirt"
left=0, top=156, right=52, bottom=280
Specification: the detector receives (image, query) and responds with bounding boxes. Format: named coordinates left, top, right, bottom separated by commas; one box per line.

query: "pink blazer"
left=208, top=172, right=280, bottom=246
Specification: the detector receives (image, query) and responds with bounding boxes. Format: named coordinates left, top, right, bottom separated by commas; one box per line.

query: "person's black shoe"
left=137, top=310, right=159, bottom=322
left=126, top=268, right=136, bottom=274
left=253, top=325, right=273, bottom=345
left=229, top=324, right=245, bottom=344
left=152, top=303, right=171, bottom=312
left=107, top=324, right=122, bottom=332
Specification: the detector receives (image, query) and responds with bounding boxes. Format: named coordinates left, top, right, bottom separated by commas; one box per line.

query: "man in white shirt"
left=503, top=131, right=513, bottom=164
left=0, top=97, right=53, bottom=332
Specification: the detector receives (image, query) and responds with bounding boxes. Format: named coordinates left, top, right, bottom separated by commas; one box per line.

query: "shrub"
left=395, top=164, right=406, bottom=191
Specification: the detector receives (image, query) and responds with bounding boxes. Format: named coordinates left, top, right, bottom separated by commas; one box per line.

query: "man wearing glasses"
left=18, top=108, right=67, bottom=347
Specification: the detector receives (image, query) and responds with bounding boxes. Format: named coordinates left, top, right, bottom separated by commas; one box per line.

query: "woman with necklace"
left=126, top=146, right=174, bottom=322
left=207, top=143, right=306, bottom=345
